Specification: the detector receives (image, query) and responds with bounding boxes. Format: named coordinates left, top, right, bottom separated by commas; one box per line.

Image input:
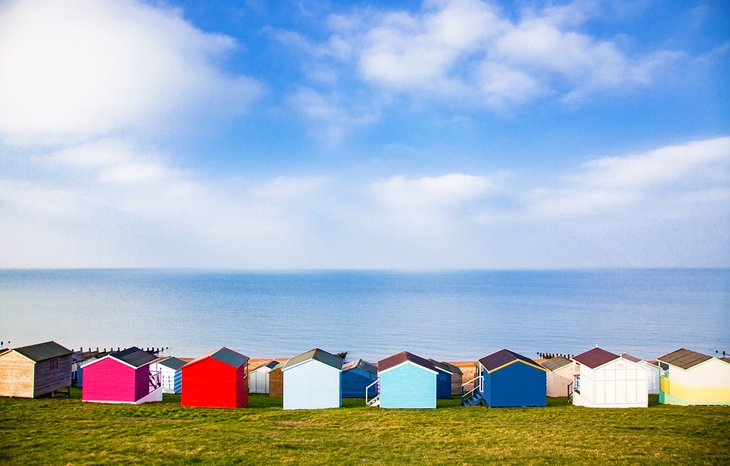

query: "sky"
left=0, top=0, right=729, bottom=269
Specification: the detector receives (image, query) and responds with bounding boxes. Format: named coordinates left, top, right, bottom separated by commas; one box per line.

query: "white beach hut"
left=282, top=348, right=342, bottom=410
left=570, top=347, right=648, bottom=408
left=542, top=356, right=573, bottom=398
left=622, top=354, right=660, bottom=395
left=152, top=356, right=186, bottom=394
left=249, top=360, right=281, bottom=394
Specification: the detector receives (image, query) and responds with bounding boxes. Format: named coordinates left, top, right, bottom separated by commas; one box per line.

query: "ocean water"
left=0, top=269, right=728, bottom=362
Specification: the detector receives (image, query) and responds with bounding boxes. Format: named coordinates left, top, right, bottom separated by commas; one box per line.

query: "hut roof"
left=186, top=347, right=249, bottom=369
left=158, top=356, right=187, bottom=371
left=283, top=348, right=343, bottom=370
left=479, top=349, right=545, bottom=373
left=436, top=360, right=463, bottom=375
left=252, top=360, right=281, bottom=372
left=572, top=347, right=619, bottom=369
left=342, top=359, right=377, bottom=374
left=429, top=359, right=463, bottom=375
left=378, top=351, right=437, bottom=373
left=541, top=356, right=572, bottom=372
left=111, top=347, right=158, bottom=368
left=657, top=348, right=712, bottom=370
left=621, top=353, right=642, bottom=363
left=13, top=341, right=71, bottom=362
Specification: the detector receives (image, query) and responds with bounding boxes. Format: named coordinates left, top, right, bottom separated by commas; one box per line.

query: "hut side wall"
left=483, top=362, right=546, bottom=407
left=0, top=352, right=35, bottom=398
left=379, top=362, right=437, bottom=409
left=283, top=360, right=341, bottom=410
left=182, top=358, right=248, bottom=408
left=159, top=366, right=181, bottom=394
left=249, top=367, right=270, bottom=394
left=134, top=364, right=152, bottom=401
left=341, top=367, right=377, bottom=398
left=269, top=367, right=283, bottom=397
left=435, top=370, right=452, bottom=399
left=33, top=355, right=72, bottom=397
left=450, top=372, right=463, bottom=397
left=547, top=365, right=573, bottom=397
left=82, top=358, right=137, bottom=403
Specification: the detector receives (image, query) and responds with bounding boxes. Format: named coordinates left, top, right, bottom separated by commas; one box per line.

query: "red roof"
left=378, top=351, right=436, bottom=373
left=572, top=347, right=619, bottom=369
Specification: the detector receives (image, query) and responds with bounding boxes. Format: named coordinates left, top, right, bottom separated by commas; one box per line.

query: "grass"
left=0, top=390, right=728, bottom=464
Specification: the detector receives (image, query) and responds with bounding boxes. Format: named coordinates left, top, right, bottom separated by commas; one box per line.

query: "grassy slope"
left=1, top=391, right=728, bottom=465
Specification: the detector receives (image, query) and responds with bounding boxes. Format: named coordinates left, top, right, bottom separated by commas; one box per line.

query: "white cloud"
left=0, top=0, right=261, bottom=145
left=528, top=137, right=730, bottom=217
left=372, top=173, right=497, bottom=208
left=289, top=0, right=678, bottom=113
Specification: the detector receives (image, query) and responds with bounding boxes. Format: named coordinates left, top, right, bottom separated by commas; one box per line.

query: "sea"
left=0, top=269, right=728, bottom=362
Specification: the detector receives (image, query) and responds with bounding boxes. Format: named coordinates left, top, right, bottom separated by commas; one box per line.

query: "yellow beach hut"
left=657, top=348, right=730, bottom=406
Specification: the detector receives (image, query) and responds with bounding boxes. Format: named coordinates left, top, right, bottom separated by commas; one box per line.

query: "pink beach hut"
left=82, top=347, right=162, bottom=404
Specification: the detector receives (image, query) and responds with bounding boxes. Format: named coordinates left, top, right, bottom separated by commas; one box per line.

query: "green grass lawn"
left=1, top=390, right=728, bottom=464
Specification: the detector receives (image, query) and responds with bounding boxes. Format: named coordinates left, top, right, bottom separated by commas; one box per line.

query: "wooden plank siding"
left=0, top=351, right=35, bottom=398
left=33, top=355, right=72, bottom=397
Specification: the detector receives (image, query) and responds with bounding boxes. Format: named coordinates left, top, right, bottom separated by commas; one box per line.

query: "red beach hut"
left=181, top=347, right=249, bottom=408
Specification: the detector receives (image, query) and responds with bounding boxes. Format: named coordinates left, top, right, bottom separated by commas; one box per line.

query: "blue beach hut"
left=474, top=349, right=546, bottom=408
left=430, top=359, right=454, bottom=399
left=341, top=359, right=378, bottom=398
left=371, top=351, right=438, bottom=409
left=282, top=348, right=343, bottom=410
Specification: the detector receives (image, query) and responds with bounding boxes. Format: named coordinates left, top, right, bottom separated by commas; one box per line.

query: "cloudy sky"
left=0, top=0, right=728, bottom=269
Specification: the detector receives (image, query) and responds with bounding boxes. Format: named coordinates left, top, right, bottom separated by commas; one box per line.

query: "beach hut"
left=269, top=364, right=283, bottom=397
left=622, top=354, right=661, bottom=395
left=181, top=347, right=249, bottom=408
left=249, top=360, right=281, bottom=394
left=372, top=351, right=438, bottom=409
left=282, top=348, right=343, bottom=410
left=542, top=356, right=573, bottom=398
left=429, top=359, right=455, bottom=399
left=153, top=357, right=186, bottom=394
left=570, top=347, right=647, bottom=408
left=82, top=347, right=162, bottom=404
left=341, top=359, right=378, bottom=398
left=0, top=341, right=72, bottom=398
left=657, top=348, right=730, bottom=405
left=474, top=349, right=546, bottom=407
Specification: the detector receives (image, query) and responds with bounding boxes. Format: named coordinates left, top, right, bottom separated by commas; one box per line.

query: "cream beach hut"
left=542, top=356, right=573, bottom=398
left=657, top=348, right=730, bottom=405
left=249, top=360, right=280, bottom=394
left=570, top=347, right=648, bottom=408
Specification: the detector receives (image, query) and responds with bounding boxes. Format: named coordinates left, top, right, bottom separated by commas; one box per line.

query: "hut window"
left=49, top=357, right=59, bottom=371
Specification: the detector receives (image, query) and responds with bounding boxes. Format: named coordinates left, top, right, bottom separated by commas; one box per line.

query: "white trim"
left=377, top=360, right=439, bottom=376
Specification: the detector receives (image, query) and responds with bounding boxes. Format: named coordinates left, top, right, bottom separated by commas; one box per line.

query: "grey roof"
left=342, top=359, right=377, bottom=374
left=541, top=356, right=572, bottom=372
left=252, top=360, right=281, bottom=372
left=621, top=353, right=642, bottom=363
left=658, top=348, right=712, bottom=370
left=159, top=357, right=187, bottom=371
left=283, top=348, right=343, bottom=370
left=429, top=359, right=463, bottom=375
left=209, top=347, right=249, bottom=368
left=111, top=347, right=157, bottom=368
left=14, top=341, right=72, bottom=362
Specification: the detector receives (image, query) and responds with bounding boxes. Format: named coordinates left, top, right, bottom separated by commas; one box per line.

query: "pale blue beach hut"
left=282, top=348, right=343, bottom=410
left=369, top=351, right=438, bottom=409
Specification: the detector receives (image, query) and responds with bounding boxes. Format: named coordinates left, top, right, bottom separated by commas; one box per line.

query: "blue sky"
left=0, top=0, right=728, bottom=268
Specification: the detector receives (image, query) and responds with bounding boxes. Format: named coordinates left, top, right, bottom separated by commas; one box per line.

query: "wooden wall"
left=33, top=355, right=72, bottom=397
left=0, top=352, right=35, bottom=398
left=269, top=366, right=283, bottom=397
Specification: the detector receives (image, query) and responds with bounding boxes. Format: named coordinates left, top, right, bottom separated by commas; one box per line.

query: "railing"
left=149, top=370, right=161, bottom=392
left=461, top=375, right=483, bottom=403
left=365, top=378, right=380, bottom=406
left=572, top=375, right=580, bottom=394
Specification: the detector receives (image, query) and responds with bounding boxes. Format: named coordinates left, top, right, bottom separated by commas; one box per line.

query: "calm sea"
left=0, top=269, right=728, bottom=362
